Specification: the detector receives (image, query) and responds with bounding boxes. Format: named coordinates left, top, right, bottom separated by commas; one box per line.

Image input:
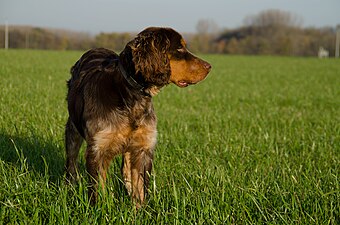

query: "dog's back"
left=68, top=48, right=119, bottom=91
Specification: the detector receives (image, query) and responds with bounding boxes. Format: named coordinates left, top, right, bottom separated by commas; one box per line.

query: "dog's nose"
left=204, top=62, right=212, bottom=71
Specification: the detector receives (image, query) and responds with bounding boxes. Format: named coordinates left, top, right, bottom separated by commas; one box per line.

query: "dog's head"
left=123, top=27, right=211, bottom=89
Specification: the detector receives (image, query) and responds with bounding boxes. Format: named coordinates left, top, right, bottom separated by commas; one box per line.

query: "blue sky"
left=1, top=0, right=339, bottom=33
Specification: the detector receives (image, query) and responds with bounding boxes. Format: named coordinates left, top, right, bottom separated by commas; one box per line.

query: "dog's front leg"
left=85, top=143, right=115, bottom=205
left=130, top=147, right=154, bottom=207
left=129, top=124, right=157, bottom=208
left=121, top=152, right=132, bottom=195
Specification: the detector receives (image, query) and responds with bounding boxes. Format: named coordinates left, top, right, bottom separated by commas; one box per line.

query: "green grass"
left=0, top=49, right=339, bottom=224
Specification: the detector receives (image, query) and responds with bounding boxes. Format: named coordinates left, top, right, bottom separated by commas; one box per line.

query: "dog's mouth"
left=176, top=80, right=196, bottom=88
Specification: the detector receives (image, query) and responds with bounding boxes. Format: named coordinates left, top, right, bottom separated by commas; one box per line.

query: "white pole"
left=335, top=25, right=340, bottom=58
left=5, top=21, right=9, bottom=49
left=25, top=31, right=29, bottom=49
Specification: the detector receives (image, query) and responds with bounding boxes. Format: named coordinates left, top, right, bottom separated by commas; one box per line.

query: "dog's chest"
left=91, top=100, right=157, bottom=155
left=128, top=102, right=156, bottom=130
left=94, top=99, right=157, bottom=152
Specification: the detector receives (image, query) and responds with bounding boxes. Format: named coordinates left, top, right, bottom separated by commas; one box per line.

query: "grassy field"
left=0, top=49, right=339, bottom=224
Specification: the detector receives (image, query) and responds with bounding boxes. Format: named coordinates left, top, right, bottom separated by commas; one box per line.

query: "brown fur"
left=65, top=27, right=211, bottom=207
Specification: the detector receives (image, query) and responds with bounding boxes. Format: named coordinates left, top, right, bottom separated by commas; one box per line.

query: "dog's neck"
left=119, top=50, right=161, bottom=97
left=118, top=62, right=145, bottom=93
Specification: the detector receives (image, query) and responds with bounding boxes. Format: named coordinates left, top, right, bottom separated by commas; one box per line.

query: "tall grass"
left=0, top=50, right=339, bottom=224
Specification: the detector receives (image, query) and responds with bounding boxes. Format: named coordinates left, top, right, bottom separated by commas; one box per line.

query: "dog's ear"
left=130, top=31, right=171, bottom=87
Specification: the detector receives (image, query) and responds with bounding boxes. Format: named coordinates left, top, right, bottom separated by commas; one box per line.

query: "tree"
left=196, top=19, right=219, bottom=34
left=192, top=19, right=219, bottom=53
left=243, top=9, right=303, bottom=28
left=95, top=32, right=133, bottom=52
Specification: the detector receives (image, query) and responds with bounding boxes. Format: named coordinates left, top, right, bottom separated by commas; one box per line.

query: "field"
left=0, top=49, right=339, bottom=224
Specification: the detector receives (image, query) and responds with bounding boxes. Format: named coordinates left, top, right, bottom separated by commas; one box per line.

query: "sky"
left=1, top=0, right=340, bottom=34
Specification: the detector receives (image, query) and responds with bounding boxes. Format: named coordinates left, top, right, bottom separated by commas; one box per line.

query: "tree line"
left=0, top=9, right=337, bottom=57
left=0, top=26, right=132, bottom=52
left=213, top=10, right=336, bottom=56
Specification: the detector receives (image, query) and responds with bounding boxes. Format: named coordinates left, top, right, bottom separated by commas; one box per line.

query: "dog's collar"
left=103, top=57, right=150, bottom=96
left=118, top=61, right=145, bottom=93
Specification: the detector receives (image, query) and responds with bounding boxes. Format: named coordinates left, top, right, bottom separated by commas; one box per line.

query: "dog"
left=65, top=27, right=211, bottom=207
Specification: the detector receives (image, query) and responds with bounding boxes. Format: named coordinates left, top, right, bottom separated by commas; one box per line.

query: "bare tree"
left=190, top=19, right=219, bottom=53
left=243, top=9, right=303, bottom=28
left=196, top=19, right=219, bottom=34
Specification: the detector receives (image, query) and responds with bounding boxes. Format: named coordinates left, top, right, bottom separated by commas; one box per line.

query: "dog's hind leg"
left=65, top=117, right=83, bottom=183
left=85, top=145, right=100, bottom=205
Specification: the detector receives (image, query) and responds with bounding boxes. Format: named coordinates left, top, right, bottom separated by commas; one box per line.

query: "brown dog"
left=65, top=27, right=211, bottom=206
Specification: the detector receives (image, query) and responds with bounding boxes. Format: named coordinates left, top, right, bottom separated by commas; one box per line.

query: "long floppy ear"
left=131, top=32, right=171, bottom=87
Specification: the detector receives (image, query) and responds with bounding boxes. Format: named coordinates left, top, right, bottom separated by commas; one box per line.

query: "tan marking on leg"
left=129, top=125, right=157, bottom=207
left=122, top=152, right=132, bottom=195
left=88, top=124, right=132, bottom=203
left=93, top=125, right=131, bottom=157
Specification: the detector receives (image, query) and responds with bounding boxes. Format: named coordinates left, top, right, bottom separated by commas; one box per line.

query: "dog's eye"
left=177, top=47, right=185, bottom=53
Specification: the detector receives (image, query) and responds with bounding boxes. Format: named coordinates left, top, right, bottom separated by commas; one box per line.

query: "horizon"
left=0, top=21, right=339, bottom=36
left=1, top=0, right=340, bottom=34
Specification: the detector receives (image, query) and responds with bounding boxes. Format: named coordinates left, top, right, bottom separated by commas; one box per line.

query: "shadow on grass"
left=0, top=132, right=65, bottom=182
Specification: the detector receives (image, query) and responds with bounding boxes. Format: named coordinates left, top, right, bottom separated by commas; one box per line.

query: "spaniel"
left=65, top=27, right=211, bottom=207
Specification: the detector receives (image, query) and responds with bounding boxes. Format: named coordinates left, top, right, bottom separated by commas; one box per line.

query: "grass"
left=0, top=49, right=339, bottom=224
